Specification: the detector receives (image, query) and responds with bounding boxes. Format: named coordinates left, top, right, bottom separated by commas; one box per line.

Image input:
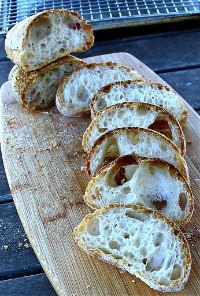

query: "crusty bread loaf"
left=56, top=62, right=143, bottom=117
left=90, top=80, right=188, bottom=126
left=74, top=204, right=191, bottom=292
left=5, top=9, right=94, bottom=71
left=86, top=127, right=189, bottom=181
left=83, top=102, right=186, bottom=155
left=84, top=155, right=193, bottom=225
left=9, top=55, right=85, bottom=111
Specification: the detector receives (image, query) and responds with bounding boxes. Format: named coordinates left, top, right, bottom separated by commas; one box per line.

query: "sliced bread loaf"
left=9, top=55, right=85, bottom=111
left=83, top=102, right=186, bottom=155
left=74, top=204, right=191, bottom=292
left=5, top=9, right=94, bottom=71
left=56, top=63, right=143, bottom=117
left=90, top=80, right=188, bottom=126
left=84, top=155, right=193, bottom=225
left=86, top=127, right=189, bottom=181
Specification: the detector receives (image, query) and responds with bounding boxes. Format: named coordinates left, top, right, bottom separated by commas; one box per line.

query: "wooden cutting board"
left=0, top=53, right=200, bottom=296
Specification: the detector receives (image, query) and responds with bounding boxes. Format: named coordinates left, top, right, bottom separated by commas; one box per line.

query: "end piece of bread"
left=90, top=80, right=188, bottom=126
left=86, top=127, right=189, bottom=181
left=83, top=102, right=186, bottom=155
left=56, top=62, right=143, bottom=117
left=9, top=55, right=85, bottom=111
left=84, top=155, right=193, bottom=226
left=5, top=9, right=94, bottom=71
left=74, top=204, right=191, bottom=292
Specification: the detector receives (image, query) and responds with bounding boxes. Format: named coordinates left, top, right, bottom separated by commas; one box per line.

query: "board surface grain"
left=0, top=52, right=200, bottom=296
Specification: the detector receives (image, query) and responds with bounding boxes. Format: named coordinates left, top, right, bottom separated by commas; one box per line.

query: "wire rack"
left=0, top=0, right=200, bottom=33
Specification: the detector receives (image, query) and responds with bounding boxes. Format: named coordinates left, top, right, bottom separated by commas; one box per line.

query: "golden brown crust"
left=73, top=204, right=191, bottom=292
left=86, top=127, right=188, bottom=180
left=10, top=55, right=85, bottom=111
left=85, top=154, right=194, bottom=225
left=90, top=79, right=188, bottom=126
left=82, top=102, right=186, bottom=155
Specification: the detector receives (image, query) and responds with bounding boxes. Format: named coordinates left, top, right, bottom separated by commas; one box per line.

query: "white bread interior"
left=56, top=63, right=143, bottom=117
left=83, top=102, right=185, bottom=154
left=5, top=9, right=94, bottom=71
left=9, top=56, right=85, bottom=111
left=74, top=204, right=191, bottom=292
left=84, top=156, right=193, bottom=225
left=90, top=80, right=187, bottom=126
left=87, top=127, right=189, bottom=181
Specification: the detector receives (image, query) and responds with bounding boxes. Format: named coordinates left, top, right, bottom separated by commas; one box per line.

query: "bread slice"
left=8, top=55, right=85, bottom=111
left=73, top=204, right=191, bottom=292
left=90, top=80, right=188, bottom=126
left=83, top=102, right=186, bottom=155
left=84, top=155, right=193, bottom=226
left=56, top=62, right=143, bottom=117
left=86, top=127, right=189, bottom=181
left=5, top=9, right=94, bottom=71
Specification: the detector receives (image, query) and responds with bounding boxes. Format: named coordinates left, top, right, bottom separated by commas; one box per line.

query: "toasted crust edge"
left=90, top=80, right=188, bottom=127
left=82, top=102, right=186, bottom=155
left=73, top=204, right=191, bottom=292
left=84, top=155, right=194, bottom=226
left=5, top=9, right=94, bottom=71
left=86, top=127, right=189, bottom=181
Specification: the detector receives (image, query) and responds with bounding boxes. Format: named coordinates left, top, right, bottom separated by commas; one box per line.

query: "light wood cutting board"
left=0, top=53, right=200, bottom=296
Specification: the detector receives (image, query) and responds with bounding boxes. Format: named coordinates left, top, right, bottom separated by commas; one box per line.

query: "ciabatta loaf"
left=90, top=80, right=188, bottom=126
left=5, top=9, right=94, bottom=71
left=86, top=127, right=189, bottom=181
left=84, top=155, right=193, bottom=225
left=56, top=62, right=143, bottom=117
left=74, top=204, right=191, bottom=292
left=83, top=102, right=185, bottom=155
left=9, top=56, right=85, bottom=111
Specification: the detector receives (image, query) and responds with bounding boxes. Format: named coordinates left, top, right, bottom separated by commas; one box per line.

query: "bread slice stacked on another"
left=84, top=155, right=194, bottom=225
left=9, top=56, right=85, bottom=111
left=74, top=204, right=191, bottom=292
left=90, top=80, right=188, bottom=126
left=82, top=102, right=186, bottom=154
left=56, top=63, right=143, bottom=117
left=5, top=9, right=94, bottom=71
left=6, top=9, right=94, bottom=111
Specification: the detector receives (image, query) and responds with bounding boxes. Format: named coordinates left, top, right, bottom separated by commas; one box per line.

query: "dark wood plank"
left=0, top=60, right=14, bottom=87
left=0, top=203, right=42, bottom=280
left=0, top=193, right=12, bottom=204
left=77, top=29, right=200, bottom=72
left=0, top=274, right=56, bottom=296
left=160, top=68, right=200, bottom=110
left=0, top=35, right=6, bottom=61
left=0, top=149, right=11, bottom=201
left=1, top=29, right=200, bottom=73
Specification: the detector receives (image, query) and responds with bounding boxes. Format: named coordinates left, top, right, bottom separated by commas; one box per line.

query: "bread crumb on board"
left=81, top=166, right=86, bottom=172
left=131, top=279, right=136, bottom=283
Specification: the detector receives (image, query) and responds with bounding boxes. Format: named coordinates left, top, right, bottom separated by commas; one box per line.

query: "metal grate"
left=0, top=0, right=200, bottom=34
